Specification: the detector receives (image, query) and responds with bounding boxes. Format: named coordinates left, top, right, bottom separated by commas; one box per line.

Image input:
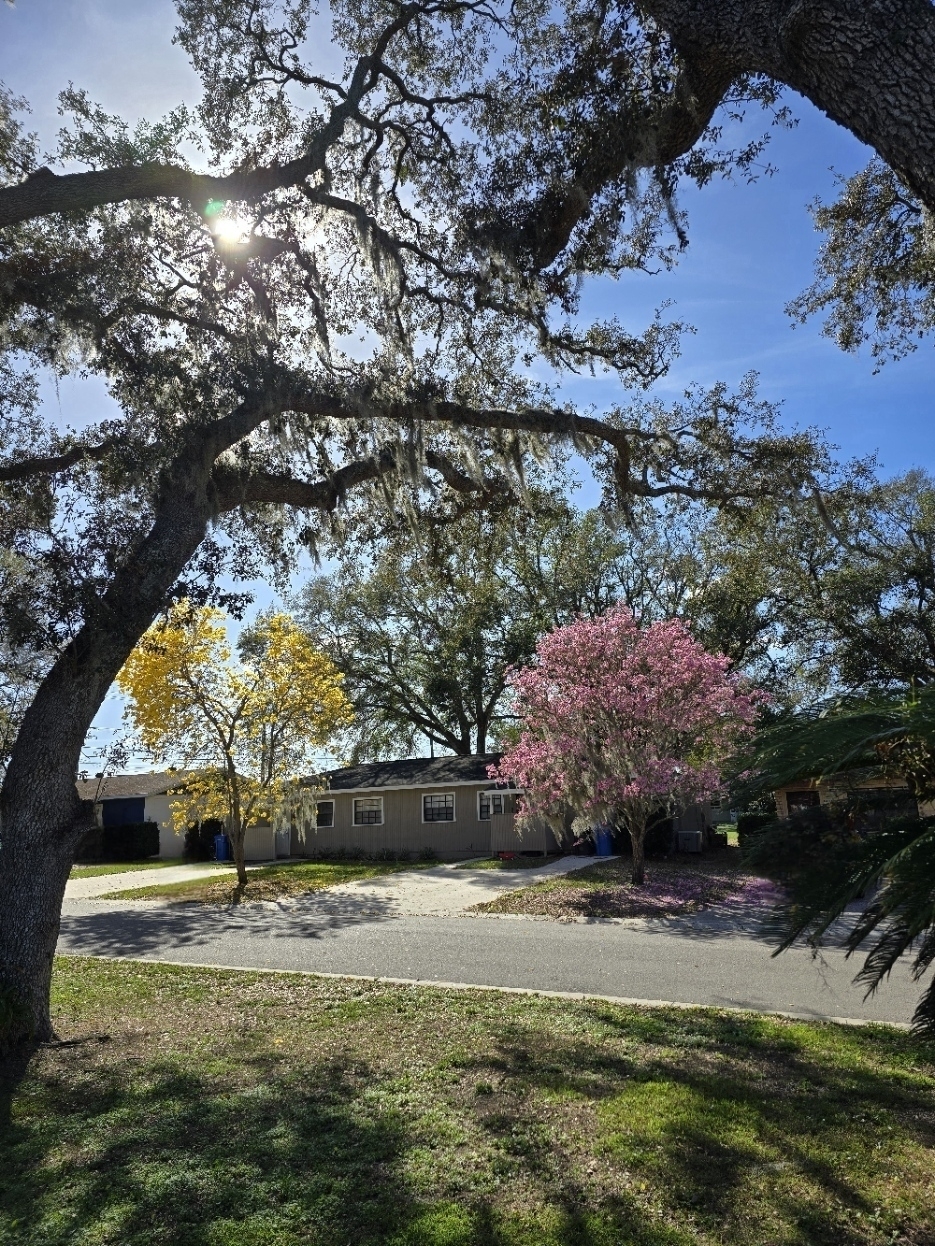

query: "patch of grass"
left=474, top=852, right=781, bottom=919
left=70, top=860, right=189, bottom=879
left=103, top=858, right=433, bottom=903
left=1, top=957, right=933, bottom=1245
left=455, top=854, right=564, bottom=870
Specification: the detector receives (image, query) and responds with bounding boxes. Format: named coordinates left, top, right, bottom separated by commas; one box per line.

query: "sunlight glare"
left=212, top=216, right=249, bottom=245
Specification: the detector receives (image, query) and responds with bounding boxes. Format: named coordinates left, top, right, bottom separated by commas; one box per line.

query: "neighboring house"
left=75, top=769, right=287, bottom=861
left=774, top=776, right=927, bottom=820
left=75, top=770, right=194, bottom=858
left=75, top=762, right=289, bottom=862
left=299, top=754, right=558, bottom=860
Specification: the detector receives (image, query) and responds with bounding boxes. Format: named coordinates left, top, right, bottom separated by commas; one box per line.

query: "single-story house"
left=76, top=757, right=727, bottom=862
left=74, top=770, right=287, bottom=861
left=774, top=775, right=929, bottom=821
left=297, top=754, right=559, bottom=860
left=75, top=770, right=195, bottom=858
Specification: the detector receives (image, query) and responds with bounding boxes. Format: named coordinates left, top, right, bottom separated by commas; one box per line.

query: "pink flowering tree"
left=491, top=606, right=760, bottom=884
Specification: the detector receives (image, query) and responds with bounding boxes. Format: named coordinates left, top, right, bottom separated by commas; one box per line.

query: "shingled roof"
left=75, top=770, right=195, bottom=802
left=323, top=755, right=505, bottom=791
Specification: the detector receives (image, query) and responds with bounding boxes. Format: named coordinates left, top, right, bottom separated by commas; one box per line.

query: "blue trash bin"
left=594, top=827, right=613, bottom=857
left=214, top=833, right=232, bottom=862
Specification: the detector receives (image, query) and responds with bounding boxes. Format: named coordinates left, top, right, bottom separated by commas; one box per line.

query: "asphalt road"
left=58, top=897, right=928, bottom=1026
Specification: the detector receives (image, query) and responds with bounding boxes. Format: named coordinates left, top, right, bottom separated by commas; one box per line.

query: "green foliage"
left=739, top=689, right=935, bottom=1034
left=101, top=822, right=160, bottom=862
left=735, top=811, right=776, bottom=847
left=296, top=501, right=557, bottom=758
left=789, top=159, right=935, bottom=366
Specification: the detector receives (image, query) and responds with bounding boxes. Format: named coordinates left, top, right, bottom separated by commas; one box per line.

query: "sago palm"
left=736, top=688, right=935, bottom=1034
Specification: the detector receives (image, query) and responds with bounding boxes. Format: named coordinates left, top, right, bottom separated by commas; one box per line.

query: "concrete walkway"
left=65, top=862, right=229, bottom=900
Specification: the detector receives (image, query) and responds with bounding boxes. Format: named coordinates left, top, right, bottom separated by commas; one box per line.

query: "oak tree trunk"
left=642, top=0, right=935, bottom=214
left=0, top=472, right=212, bottom=1044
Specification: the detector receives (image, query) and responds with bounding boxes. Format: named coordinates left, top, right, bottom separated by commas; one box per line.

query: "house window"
left=316, top=800, right=335, bottom=827
left=353, top=797, right=383, bottom=825
left=423, top=793, right=455, bottom=822
left=478, top=792, right=508, bottom=820
left=786, top=790, right=820, bottom=813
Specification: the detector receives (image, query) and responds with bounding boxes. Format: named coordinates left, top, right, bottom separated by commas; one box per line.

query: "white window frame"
left=353, top=796, right=384, bottom=826
left=478, top=791, right=510, bottom=820
left=422, top=791, right=456, bottom=824
left=316, top=799, right=335, bottom=828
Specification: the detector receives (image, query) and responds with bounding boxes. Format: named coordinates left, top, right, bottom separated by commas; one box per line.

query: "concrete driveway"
left=272, top=855, right=603, bottom=916
left=65, top=854, right=599, bottom=906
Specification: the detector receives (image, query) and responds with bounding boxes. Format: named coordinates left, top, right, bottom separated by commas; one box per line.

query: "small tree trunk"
left=226, top=762, right=248, bottom=887
left=230, top=822, right=248, bottom=887
left=628, top=818, right=648, bottom=886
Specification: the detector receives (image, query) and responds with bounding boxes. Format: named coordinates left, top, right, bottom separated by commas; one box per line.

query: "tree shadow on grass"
left=2, top=1043, right=687, bottom=1246
left=456, top=1004, right=935, bottom=1246
left=4, top=989, right=934, bottom=1246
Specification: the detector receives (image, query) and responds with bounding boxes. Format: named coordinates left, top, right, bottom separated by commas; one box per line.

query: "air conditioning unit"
left=677, top=830, right=703, bottom=854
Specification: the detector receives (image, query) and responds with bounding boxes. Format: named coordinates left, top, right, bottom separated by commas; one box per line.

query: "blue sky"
left=3, top=0, right=933, bottom=766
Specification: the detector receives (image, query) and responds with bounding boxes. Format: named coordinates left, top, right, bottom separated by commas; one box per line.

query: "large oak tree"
left=0, top=0, right=845, bottom=1046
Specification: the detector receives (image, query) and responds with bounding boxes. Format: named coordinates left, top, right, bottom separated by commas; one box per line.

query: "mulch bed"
left=474, top=852, right=783, bottom=919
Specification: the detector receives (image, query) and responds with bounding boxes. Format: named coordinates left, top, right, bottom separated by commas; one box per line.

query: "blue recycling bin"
left=594, top=827, right=613, bottom=857
left=214, top=833, right=232, bottom=862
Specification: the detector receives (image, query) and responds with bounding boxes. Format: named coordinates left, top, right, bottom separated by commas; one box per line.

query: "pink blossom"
left=491, top=606, right=760, bottom=861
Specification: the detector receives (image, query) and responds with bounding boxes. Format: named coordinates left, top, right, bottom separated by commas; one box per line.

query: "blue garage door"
left=101, top=797, right=146, bottom=826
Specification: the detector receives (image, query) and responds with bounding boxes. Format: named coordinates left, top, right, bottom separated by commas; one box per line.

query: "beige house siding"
left=296, top=783, right=528, bottom=860
left=244, top=824, right=277, bottom=861
left=490, top=811, right=559, bottom=855
left=144, top=793, right=185, bottom=858
left=774, top=777, right=918, bottom=820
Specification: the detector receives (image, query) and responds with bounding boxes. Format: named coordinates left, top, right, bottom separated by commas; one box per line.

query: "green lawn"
left=1, top=958, right=932, bottom=1245
left=102, top=858, right=433, bottom=903
left=455, top=854, right=564, bottom=870
left=69, top=860, right=190, bottom=879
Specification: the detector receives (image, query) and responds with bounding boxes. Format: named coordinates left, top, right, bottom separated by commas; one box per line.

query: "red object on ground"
left=497, top=851, right=517, bottom=860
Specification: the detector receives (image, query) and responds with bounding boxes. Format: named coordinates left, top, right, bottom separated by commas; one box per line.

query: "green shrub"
left=100, top=821, right=160, bottom=861
left=419, top=845, right=439, bottom=861
left=736, top=811, right=778, bottom=847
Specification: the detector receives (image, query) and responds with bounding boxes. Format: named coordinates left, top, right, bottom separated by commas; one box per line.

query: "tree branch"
left=211, top=444, right=497, bottom=514
left=0, top=3, right=423, bottom=229
left=0, top=439, right=115, bottom=483
left=487, top=0, right=935, bottom=271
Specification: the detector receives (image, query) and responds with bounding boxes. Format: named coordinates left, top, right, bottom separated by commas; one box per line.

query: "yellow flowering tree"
left=117, top=603, right=352, bottom=883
